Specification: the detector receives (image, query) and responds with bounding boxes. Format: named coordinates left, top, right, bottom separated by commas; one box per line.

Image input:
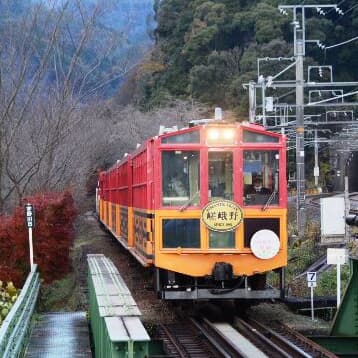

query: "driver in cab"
left=244, top=178, right=271, bottom=204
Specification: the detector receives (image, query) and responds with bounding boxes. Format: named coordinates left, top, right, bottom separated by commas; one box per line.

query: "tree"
left=0, top=0, right=138, bottom=211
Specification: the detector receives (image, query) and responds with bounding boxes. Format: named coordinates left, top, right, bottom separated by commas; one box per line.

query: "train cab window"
left=243, top=150, right=279, bottom=206
left=243, top=130, right=279, bottom=143
left=162, top=151, right=200, bottom=206
left=161, top=131, right=200, bottom=144
left=162, top=219, right=200, bottom=248
left=209, top=230, right=235, bottom=248
left=208, top=152, right=233, bottom=201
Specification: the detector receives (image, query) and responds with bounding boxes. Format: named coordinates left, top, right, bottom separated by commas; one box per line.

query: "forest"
left=1, top=0, right=357, bottom=211
left=138, top=0, right=358, bottom=115
left=0, top=0, right=356, bottom=293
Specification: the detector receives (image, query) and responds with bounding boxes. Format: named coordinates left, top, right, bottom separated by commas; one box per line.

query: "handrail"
left=0, top=265, right=40, bottom=358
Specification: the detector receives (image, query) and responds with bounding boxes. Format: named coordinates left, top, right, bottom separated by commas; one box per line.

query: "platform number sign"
left=307, top=272, right=317, bottom=288
left=25, top=203, right=35, bottom=228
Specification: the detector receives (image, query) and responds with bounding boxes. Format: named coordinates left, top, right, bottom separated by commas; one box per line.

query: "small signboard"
left=25, top=203, right=35, bottom=228
left=307, top=271, right=317, bottom=320
left=327, top=248, right=347, bottom=308
left=307, top=272, right=317, bottom=287
left=321, top=197, right=345, bottom=244
left=201, top=199, right=243, bottom=232
left=327, top=248, right=347, bottom=265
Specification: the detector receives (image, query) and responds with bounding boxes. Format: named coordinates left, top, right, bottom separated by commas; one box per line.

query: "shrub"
left=0, top=191, right=77, bottom=286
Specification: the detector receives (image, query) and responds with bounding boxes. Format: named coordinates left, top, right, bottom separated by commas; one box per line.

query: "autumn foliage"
left=0, top=191, right=77, bottom=286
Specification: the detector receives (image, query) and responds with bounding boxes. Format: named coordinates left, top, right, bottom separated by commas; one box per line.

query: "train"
left=96, top=116, right=287, bottom=300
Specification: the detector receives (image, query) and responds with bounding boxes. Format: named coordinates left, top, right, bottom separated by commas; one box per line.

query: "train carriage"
left=97, top=119, right=287, bottom=300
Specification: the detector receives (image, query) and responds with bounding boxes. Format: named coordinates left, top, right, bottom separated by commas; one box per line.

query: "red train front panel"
left=97, top=122, right=287, bottom=300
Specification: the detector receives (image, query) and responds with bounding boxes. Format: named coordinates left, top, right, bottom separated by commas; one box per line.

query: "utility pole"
left=247, top=4, right=357, bottom=238
left=344, top=152, right=354, bottom=242
left=278, top=4, right=338, bottom=237
left=295, top=7, right=305, bottom=236
left=314, top=129, right=319, bottom=187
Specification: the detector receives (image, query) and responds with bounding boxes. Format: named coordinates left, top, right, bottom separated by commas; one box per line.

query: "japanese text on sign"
left=201, top=200, right=243, bottom=232
left=25, top=204, right=35, bottom=229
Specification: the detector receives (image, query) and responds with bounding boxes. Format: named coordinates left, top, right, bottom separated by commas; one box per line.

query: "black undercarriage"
left=154, top=266, right=285, bottom=300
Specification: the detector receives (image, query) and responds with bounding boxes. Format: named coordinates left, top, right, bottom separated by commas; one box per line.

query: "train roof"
left=102, top=120, right=285, bottom=175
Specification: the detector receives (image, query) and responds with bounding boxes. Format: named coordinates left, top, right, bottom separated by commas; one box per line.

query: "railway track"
left=235, top=317, right=338, bottom=358
left=155, top=319, right=221, bottom=357
left=308, top=192, right=358, bottom=215
left=155, top=315, right=338, bottom=357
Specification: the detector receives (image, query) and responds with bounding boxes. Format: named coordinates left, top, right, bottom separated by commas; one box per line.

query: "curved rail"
left=0, top=265, right=40, bottom=358
left=156, top=319, right=222, bottom=357
left=235, top=317, right=338, bottom=358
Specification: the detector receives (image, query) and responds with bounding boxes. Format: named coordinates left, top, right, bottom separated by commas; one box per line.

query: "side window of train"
left=243, top=150, right=279, bottom=206
left=162, top=151, right=200, bottom=206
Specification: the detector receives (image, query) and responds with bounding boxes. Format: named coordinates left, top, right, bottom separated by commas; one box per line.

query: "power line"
left=325, top=35, right=358, bottom=49
left=341, top=3, right=358, bottom=16
left=326, top=0, right=347, bottom=14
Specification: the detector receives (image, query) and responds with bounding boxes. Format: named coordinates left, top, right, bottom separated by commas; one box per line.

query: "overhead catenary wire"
left=324, top=35, right=358, bottom=50
left=326, top=0, right=347, bottom=14
left=341, top=2, right=358, bottom=16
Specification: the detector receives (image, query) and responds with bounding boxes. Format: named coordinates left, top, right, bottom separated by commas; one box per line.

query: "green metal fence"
left=88, top=254, right=150, bottom=358
left=310, top=257, right=358, bottom=357
left=0, top=265, right=40, bottom=358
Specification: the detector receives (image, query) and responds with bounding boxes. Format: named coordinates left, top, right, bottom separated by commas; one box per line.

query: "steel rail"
left=157, top=319, right=230, bottom=358
left=194, top=318, right=239, bottom=358
left=235, top=316, right=310, bottom=357
left=242, top=317, right=337, bottom=358
left=158, top=324, right=187, bottom=358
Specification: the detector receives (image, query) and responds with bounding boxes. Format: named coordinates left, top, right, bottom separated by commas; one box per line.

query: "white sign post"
left=307, top=271, right=317, bottom=321
left=327, top=248, right=347, bottom=308
left=25, top=203, right=35, bottom=271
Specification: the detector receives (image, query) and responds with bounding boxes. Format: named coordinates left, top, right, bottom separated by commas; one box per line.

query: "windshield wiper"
left=262, top=190, right=277, bottom=211
left=179, top=191, right=200, bottom=212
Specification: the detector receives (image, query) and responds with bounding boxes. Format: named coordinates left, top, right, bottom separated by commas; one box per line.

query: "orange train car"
left=96, top=120, right=287, bottom=300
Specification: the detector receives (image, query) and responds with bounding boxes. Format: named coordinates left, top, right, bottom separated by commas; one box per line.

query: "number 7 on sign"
left=307, top=272, right=317, bottom=288
left=307, top=271, right=317, bottom=321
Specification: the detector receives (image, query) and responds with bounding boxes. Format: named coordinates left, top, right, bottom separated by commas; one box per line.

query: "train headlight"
left=207, top=128, right=236, bottom=144
left=250, top=230, right=280, bottom=260
left=223, top=128, right=235, bottom=140
left=207, top=129, right=220, bottom=140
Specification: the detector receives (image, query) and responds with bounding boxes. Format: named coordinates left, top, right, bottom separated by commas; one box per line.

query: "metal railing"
left=0, top=265, right=40, bottom=358
left=88, top=254, right=150, bottom=358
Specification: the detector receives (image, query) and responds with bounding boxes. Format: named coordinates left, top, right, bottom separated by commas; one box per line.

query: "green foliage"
left=141, top=0, right=358, bottom=113
left=287, top=239, right=316, bottom=279
left=38, top=275, right=78, bottom=312
left=315, top=266, right=350, bottom=296
left=0, top=281, right=19, bottom=326
left=254, top=3, right=286, bottom=44
left=142, top=0, right=293, bottom=109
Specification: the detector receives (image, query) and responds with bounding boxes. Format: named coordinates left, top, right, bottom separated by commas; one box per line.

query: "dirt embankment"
left=39, top=208, right=176, bottom=324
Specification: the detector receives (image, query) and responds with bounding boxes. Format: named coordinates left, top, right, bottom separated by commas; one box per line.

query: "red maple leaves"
left=0, top=191, right=77, bottom=286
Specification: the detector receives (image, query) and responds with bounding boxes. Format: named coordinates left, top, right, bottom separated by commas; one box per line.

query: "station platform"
left=24, top=311, right=92, bottom=357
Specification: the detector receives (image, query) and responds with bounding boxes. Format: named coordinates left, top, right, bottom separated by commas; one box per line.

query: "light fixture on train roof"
left=207, top=128, right=220, bottom=141
left=223, top=128, right=235, bottom=140
left=214, top=107, right=223, bottom=120
left=206, top=127, right=236, bottom=145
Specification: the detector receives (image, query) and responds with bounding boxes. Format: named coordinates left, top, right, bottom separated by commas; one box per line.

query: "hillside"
left=137, top=0, right=358, bottom=114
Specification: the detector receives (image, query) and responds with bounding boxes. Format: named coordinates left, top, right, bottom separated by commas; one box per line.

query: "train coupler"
left=212, top=262, right=233, bottom=281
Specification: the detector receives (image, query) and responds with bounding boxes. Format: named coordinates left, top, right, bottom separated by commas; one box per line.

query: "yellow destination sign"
left=202, top=200, right=243, bottom=232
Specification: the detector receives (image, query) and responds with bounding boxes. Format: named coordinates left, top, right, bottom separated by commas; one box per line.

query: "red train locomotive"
left=97, top=119, right=287, bottom=300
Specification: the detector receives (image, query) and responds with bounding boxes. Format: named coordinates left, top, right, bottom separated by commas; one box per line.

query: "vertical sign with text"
left=25, top=203, right=35, bottom=270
